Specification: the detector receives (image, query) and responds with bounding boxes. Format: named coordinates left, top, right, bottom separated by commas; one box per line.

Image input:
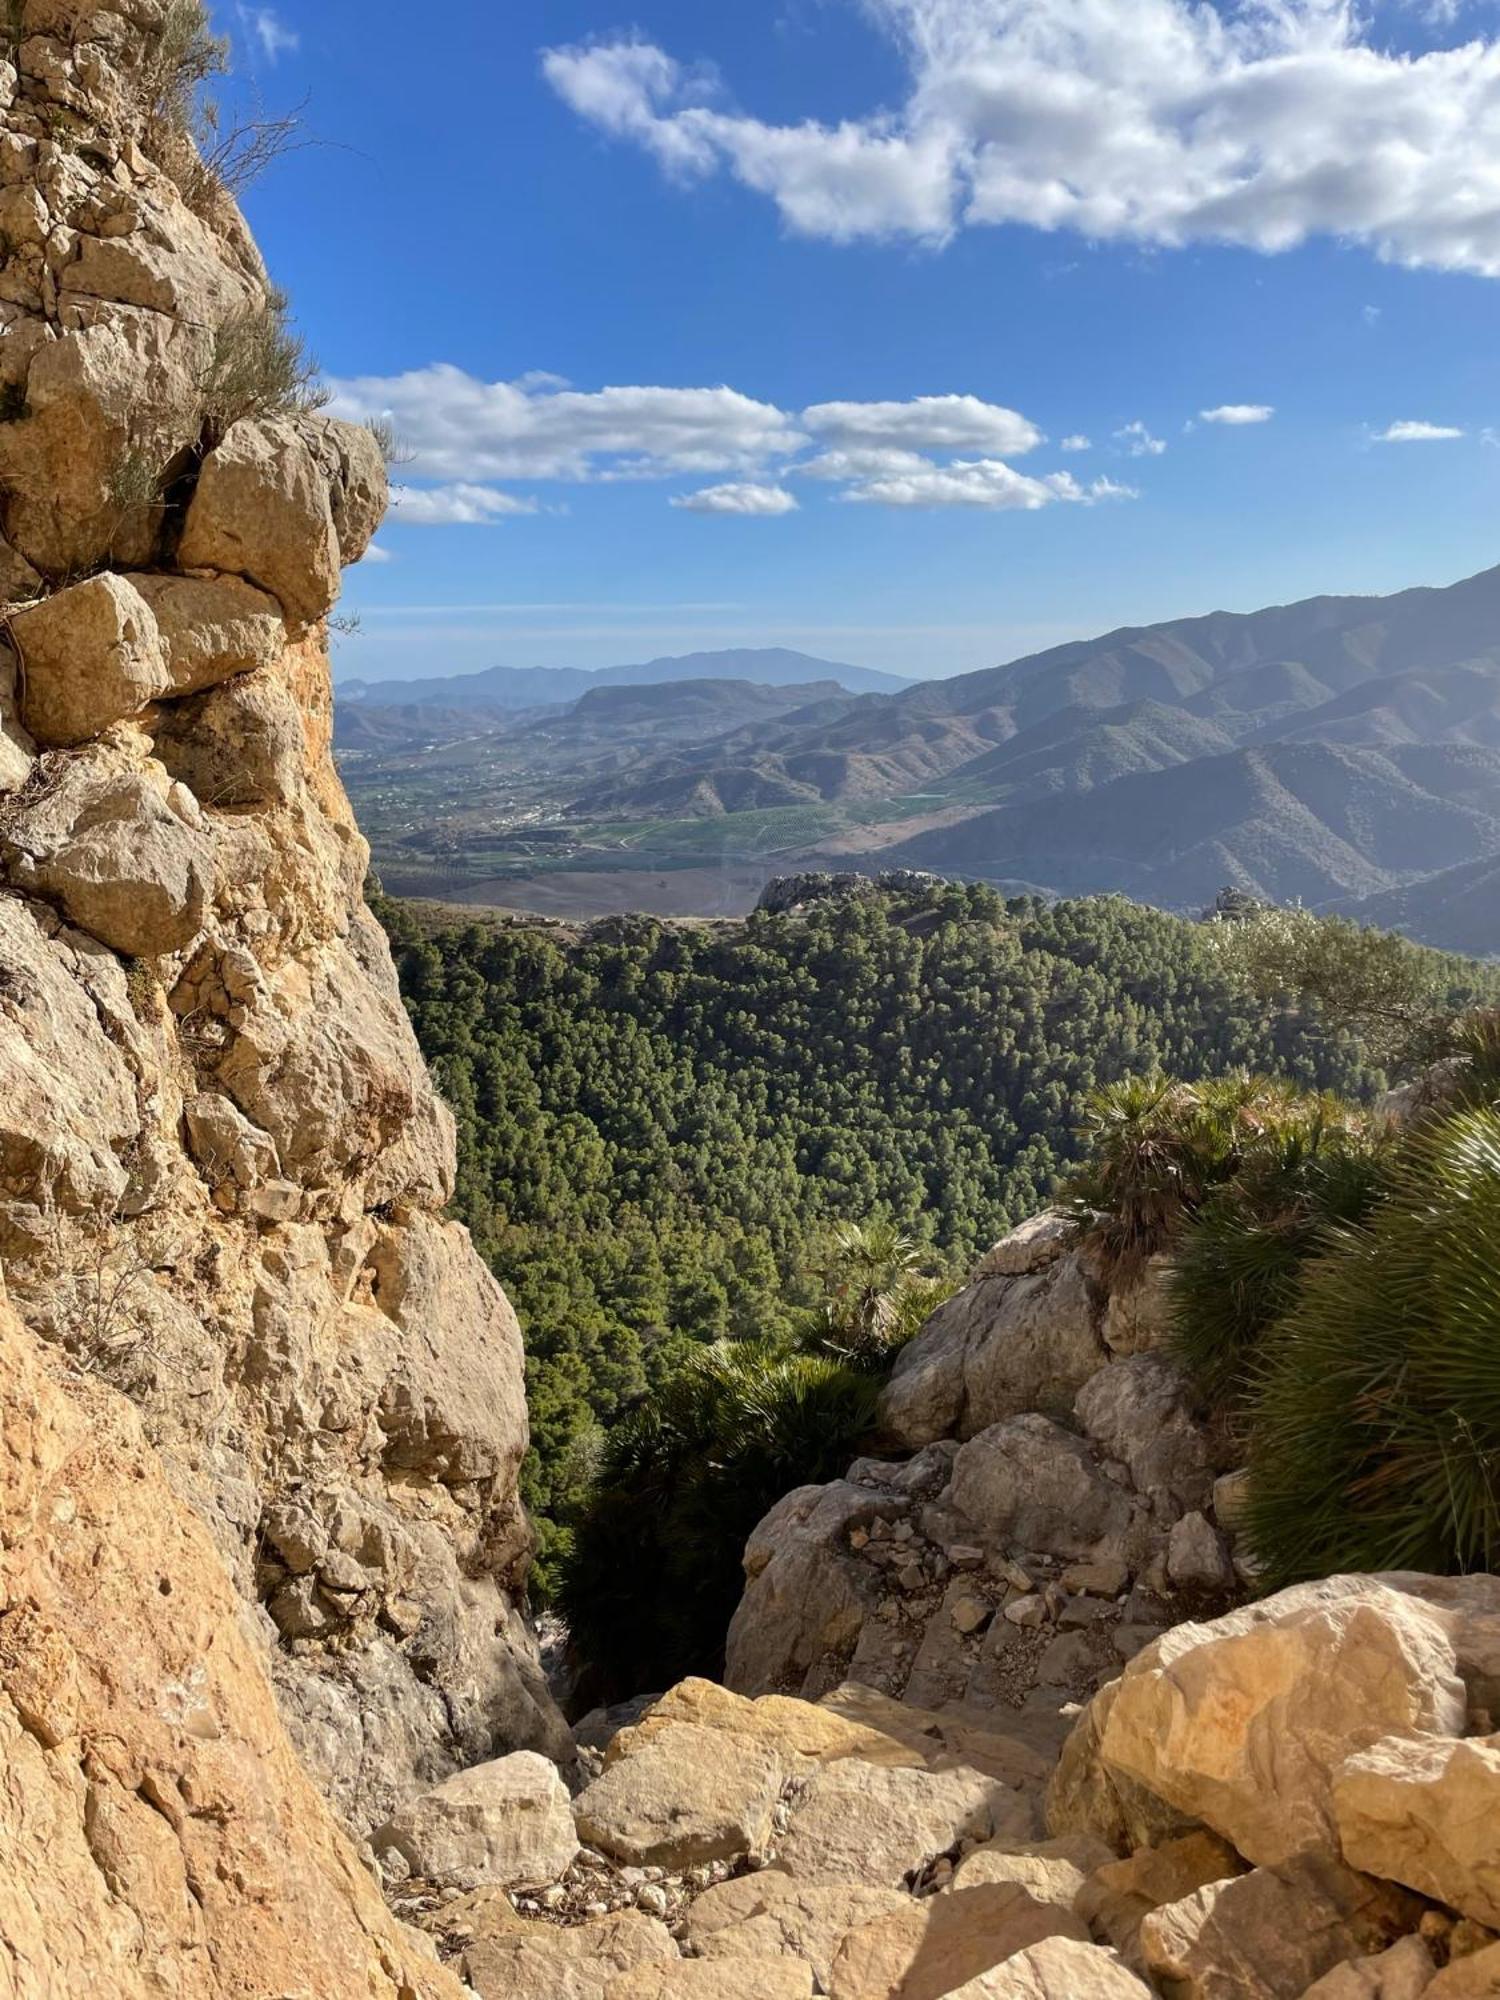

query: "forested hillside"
left=375, top=878, right=1475, bottom=1574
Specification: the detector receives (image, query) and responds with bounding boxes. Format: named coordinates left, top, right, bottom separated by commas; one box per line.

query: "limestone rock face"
left=0, top=3, right=567, bottom=1844
left=0, top=1287, right=458, bottom=1998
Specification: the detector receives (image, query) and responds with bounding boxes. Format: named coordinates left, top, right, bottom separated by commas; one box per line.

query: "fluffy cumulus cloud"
left=1201, top=403, right=1274, bottom=424
left=390, top=484, right=539, bottom=525
left=1116, top=420, right=1166, bottom=458
left=841, top=460, right=1134, bottom=508
left=328, top=365, right=804, bottom=483
left=330, top=369, right=1126, bottom=521
left=670, top=482, right=800, bottom=515
left=543, top=2, right=1500, bottom=275
left=1374, top=419, right=1466, bottom=441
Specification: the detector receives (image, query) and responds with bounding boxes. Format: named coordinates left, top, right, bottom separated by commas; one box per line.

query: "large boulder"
left=177, top=418, right=344, bottom=629
left=1061, top=1576, right=1485, bottom=1867
left=1074, top=1354, right=1216, bottom=1514
left=942, top=1936, right=1153, bottom=1996
left=127, top=572, right=286, bottom=694
left=881, top=1250, right=1106, bottom=1447
left=775, top=1758, right=1033, bottom=1886
left=949, top=1414, right=1141, bottom=1563
left=371, top=1751, right=578, bottom=1890
left=685, top=1877, right=911, bottom=1990
left=10, top=572, right=171, bottom=744
left=1137, top=1856, right=1424, bottom=2000
left=464, top=1912, right=678, bottom=2000
left=2, top=743, right=215, bottom=956
left=573, top=1720, right=786, bottom=1867
left=605, top=1964, right=814, bottom=1999
left=1335, top=1732, right=1500, bottom=1930
left=825, top=1881, right=1089, bottom=2000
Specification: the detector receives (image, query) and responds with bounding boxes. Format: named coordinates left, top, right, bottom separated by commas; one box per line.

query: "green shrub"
left=1169, top=1118, right=1388, bottom=1409
left=197, top=296, right=327, bottom=445
left=558, top=1343, right=880, bottom=1699
left=1245, top=1106, right=1500, bottom=1586
left=799, top=1219, right=955, bottom=1372
left=1063, top=1072, right=1356, bottom=1282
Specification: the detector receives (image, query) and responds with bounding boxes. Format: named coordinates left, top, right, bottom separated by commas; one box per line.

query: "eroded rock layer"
left=0, top=0, right=568, bottom=1833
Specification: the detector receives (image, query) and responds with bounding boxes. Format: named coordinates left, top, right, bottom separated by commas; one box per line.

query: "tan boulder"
left=610, top=1677, right=926, bottom=1770
left=11, top=572, right=170, bottom=745
left=605, top=1962, right=814, bottom=1999
left=775, top=1758, right=1032, bottom=1887
left=178, top=418, right=343, bottom=628
left=574, top=1720, right=785, bottom=1866
left=127, top=572, right=286, bottom=694
left=1046, top=1675, right=1201, bottom=1856
left=464, top=1911, right=677, bottom=2000
left=827, top=1881, right=1089, bottom=2000
left=687, top=1877, right=912, bottom=1990
left=1139, top=1857, right=1425, bottom=2000
left=0, top=310, right=211, bottom=577
left=816, top=1683, right=1052, bottom=1789
left=299, top=415, right=389, bottom=564
left=1335, top=1733, right=1500, bottom=1930
left=372, top=1750, right=578, bottom=1890
left=1301, top=1936, right=1438, bottom=1998
left=1075, top=1830, right=1246, bottom=1972
left=972, top=1211, right=1077, bottom=1279
left=3, top=744, right=215, bottom=957
left=954, top=1832, right=1117, bottom=1908
left=1426, top=1943, right=1500, bottom=1995
left=1087, top=1577, right=1472, bottom=1867
left=943, top=1936, right=1154, bottom=1996
left=949, top=1414, right=1140, bottom=1563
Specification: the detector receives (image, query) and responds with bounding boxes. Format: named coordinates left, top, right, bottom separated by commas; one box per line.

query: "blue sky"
left=225, top=0, right=1500, bottom=681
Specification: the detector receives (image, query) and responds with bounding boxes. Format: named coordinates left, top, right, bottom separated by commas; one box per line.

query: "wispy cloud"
left=544, top=3, right=1500, bottom=276
left=1373, top=419, right=1466, bottom=442
left=237, top=4, right=298, bottom=64
left=670, top=482, right=799, bottom=516
left=1060, top=434, right=1092, bottom=452
left=1200, top=404, right=1274, bottom=425
left=839, top=461, right=1135, bottom=510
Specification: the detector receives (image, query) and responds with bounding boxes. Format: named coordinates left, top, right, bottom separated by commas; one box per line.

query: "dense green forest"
left=374, top=877, right=1473, bottom=1577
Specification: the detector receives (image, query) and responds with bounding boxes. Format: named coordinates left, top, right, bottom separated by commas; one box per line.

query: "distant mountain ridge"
left=338, top=646, right=911, bottom=710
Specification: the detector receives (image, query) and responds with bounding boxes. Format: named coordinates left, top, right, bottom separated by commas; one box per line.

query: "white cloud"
left=327, top=365, right=803, bottom=482
left=670, top=482, right=800, bottom=515
left=1116, top=420, right=1166, bottom=458
left=1200, top=404, right=1274, bottom=425
left=1060, top=433, right=1091, bottom=451
left=839, top=457, right=1136, bottom=509
left=801, top=393, right=1042, bottom=455
left=1363, top=304, right=1383, bottom=325
left=390, top=484, right=539, bottom=525
left=1374, top=419, right=1466, bottom=441
left=543, top=6, right=1500, bottom=276
left=237, top=5, right=298, bottom=62
left=359, top=541, right=394, bottom=564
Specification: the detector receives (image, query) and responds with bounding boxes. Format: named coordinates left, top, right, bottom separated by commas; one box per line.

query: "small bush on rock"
left=1246, top=1105, right=1500, bottom=1584
left=559, top=1342, right=880, bottom=1700
left=197, top=296, right=327, bottom=445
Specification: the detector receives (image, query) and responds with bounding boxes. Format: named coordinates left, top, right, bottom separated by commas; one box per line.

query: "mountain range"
left=338, top=646, right=910, bottom=715
left=339, top=567, right=1500, bottom=951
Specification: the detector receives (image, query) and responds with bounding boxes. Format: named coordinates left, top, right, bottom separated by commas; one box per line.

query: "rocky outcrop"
left=725, top=1214, right=1241, bottom=1727
left=0, top=1283, right=458, bottom=1997
left=0, top=0, right=566, bottom=1839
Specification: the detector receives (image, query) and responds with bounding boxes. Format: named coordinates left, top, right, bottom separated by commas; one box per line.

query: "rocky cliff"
left=0, top=0, right=567, bottom=1839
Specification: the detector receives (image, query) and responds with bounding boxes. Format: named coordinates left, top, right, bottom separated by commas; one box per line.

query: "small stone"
left=1063, top=1558, right=1131, bottom=1597
left=952, top=1595, right=993, bottom=1636
left=637, top=1883, right=670, bottom=1916
left=1005, top=1594, right=1048, bottom=1629
left=948, top=1545, right=986, bottom=1568
left=1166, top=1512, right=1236, bottom=1593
